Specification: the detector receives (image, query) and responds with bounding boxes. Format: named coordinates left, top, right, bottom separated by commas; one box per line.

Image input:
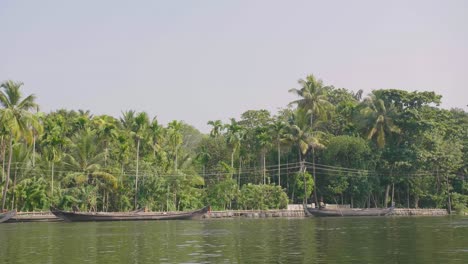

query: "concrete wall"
left=204, top=207, right=449, bottom=218
left=392, top=208, right=448, bottom=216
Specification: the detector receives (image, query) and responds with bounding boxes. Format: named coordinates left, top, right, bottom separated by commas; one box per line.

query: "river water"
left=1, top=216, right=468, bottom=263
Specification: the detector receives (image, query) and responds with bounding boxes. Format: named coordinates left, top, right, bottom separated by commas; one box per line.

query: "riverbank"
left=4, top=207, right=449, bottom=222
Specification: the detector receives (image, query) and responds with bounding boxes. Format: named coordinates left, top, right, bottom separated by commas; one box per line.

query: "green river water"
left=1, top=216, right=468, bottom=263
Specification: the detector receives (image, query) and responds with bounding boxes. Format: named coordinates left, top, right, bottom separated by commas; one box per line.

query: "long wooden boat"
left=0, top=210, right=17, bottom=223
left=50, top=206, right=209, bottom=222
left=7, top=211, right=61, bottom=223
left=304, top=205, right=394, bottom=217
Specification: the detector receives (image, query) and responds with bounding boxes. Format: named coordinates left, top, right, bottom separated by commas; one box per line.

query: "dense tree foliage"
left=0, top=75, right=466, bottom=213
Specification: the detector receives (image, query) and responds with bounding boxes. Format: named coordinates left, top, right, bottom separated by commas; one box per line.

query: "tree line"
left=0, top=75, right=467, bottom=212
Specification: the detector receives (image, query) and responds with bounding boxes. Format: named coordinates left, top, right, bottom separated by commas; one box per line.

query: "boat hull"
left=304, top=206, right=394, bottom=217
left=51, top=207, right=209, bottom=222
left=0, top=210, right=17, bottom=223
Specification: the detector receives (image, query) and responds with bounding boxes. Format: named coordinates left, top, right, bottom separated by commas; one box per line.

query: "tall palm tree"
left=224, top=118, right=244, bottom=178
left=148, top=117, right=163, bottom=159
left=167, top=120, right=183, bottom=172
left=289, top=75, right=334, bottom=128
left=270, top=120, right=287, bottom=186
left=41, top=122, right=69, bottom=197
left=120, top=110, right=149, bottom=209
left=360, top=91, right=401, bottom=149
left=360, top=91, right=401, bottom=207
left=289, top=75, right=332, bottom=206
left=285, top=111, right=325, bottom=205
left=207, top=120, right=223, bottom=138
left=0, top=80, right=39, bottom=210
left=93, top=115, right=118, bottom=168
left=256, top=129, right=272, bottom=184
left=63, top=128, right=117, bottom=211
left=196, top=145, right=211, bottom=179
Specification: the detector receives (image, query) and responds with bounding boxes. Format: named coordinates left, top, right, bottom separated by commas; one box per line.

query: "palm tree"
left=256, top=129, right=272, bottom=184
left=41, top=122, right=69, bottom=197
left=148, top=117, right=163, bottom=159
left=196, top=145, right=211, bottom=179
left=120, top=110, right=149, bottom=209
left=285, top=112, right=325, bottom=205
left=167, top=120, right=183, bottom=172
left=360, top=91, right=401, bottom=149
left=207, top=120, right=223, bottom=138
left=289, top=75, right=332, bottom=206
left=289, top=75, right=334, bottom=128
left=224, top=118, right=244, bottom=178
left=0, top=80, right=39, bottom=210
left=63, top=128, right=117, bottom=211
left=93, top=115, right=118, bottom=167
left=360, top=91, right=401, bottom=206
left=270, top=120, right=287, bottom=186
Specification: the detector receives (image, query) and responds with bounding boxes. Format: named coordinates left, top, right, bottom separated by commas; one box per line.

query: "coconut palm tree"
left=359, top=91, right=401, bottom=207
left=289, top=75, right=334, bottom=128
left=285, top=112, right=325, bottom=205
left=360, top=91, right=401, bottom=149
left=289, top=75, right=332, bottom=206
left=0, top=80, right=39, bottom=210
left=63, top=128, right=117, bottom=211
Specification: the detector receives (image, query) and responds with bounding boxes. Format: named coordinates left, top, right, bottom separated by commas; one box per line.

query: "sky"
left=1, top=0, right=467, bottom=132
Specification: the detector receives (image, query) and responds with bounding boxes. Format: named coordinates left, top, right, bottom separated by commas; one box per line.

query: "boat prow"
left=0, top=210, right=17, bottom=223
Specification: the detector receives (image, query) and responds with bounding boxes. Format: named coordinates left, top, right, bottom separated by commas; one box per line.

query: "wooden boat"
left=0, top=210, right=17, bottom=223
left=304, top=205, right=394, bottom=217
left=7, top=211, right=61, bottom=223
left=50, top=206, right=209, bottom=222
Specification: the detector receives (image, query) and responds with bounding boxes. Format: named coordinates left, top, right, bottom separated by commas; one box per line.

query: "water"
left=1, top=216, right=468, bottom=263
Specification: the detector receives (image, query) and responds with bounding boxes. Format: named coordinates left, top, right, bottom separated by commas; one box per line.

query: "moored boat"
left=0, top=210, right=17, bottom=223
left=50, top=206, right=209, bottom=222
left=304, top=205, right=394, bottom=217
left=7, top=211, right=61, bottom=223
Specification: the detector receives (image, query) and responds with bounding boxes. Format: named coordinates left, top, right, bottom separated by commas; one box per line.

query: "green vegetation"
left=1, top=76, right=467, bottom=212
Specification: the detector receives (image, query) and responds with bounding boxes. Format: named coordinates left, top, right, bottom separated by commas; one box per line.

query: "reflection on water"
left=1, top=217, right=468, bottom=263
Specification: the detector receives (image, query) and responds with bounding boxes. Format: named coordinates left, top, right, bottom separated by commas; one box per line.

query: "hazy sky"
left=1, top=0, right=467, bottom=132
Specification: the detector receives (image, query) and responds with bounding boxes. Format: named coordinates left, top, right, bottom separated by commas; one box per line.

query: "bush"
left=238, top=184, right=288, bottom=210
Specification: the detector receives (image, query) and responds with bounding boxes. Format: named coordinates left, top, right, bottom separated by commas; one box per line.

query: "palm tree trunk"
left=302, top=159, right=307, bottom=205
left=134, top=138, right=140, bottom=210
left=51, top=161, right=55, bottom=196
left=384, top=185, right=390, bottom=207
left=174, top=145, right=178, bottom=172
left=263, top=153, right=266, bottom=184
left=32, top=135, right=36, bottom=167
left=238, top=158, right=242, bottom=188
left=231, top=151, right=234, bottom=179
left=277, top=142, right=281, bottom=186
left=312, top=146, right=318, bottom=208
left=11, top=166, right=18, bottom=209
left=446, top=174, right=452, bottom=214
left=1, top=136, right=13, bottom=210
left=104, top=146, right=108, bottom=168
left=1, top=137, right=5, bottom=198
